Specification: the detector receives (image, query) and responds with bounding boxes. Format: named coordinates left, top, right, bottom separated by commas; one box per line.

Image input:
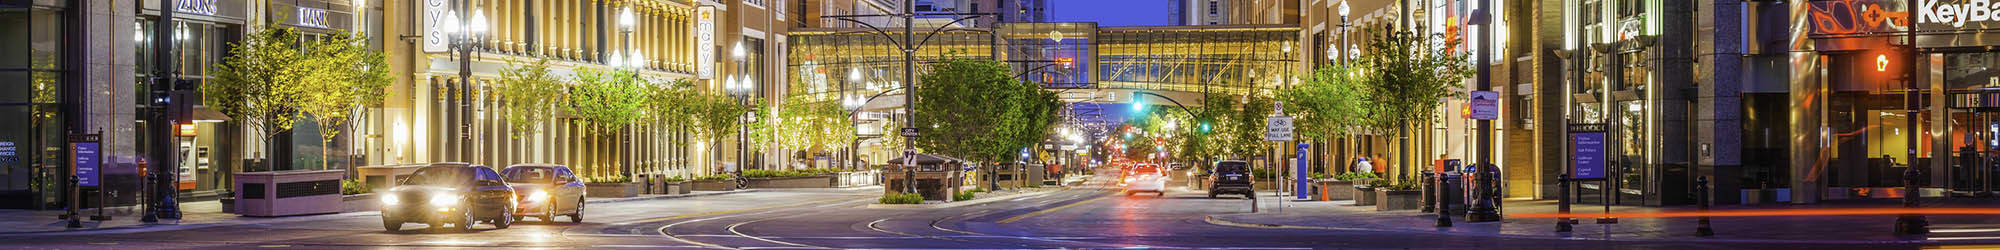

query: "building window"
left=1207, top=1, right=1217, bottom=15
left=745, top=0, right=765, bottom=8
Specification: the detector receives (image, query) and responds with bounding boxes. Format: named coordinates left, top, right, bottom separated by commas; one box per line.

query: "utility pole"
left=146, top=0, right=181, bottom=222
left=903, top=0, right=918, bottom=194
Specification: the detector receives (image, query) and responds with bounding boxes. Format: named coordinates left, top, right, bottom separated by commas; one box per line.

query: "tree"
left=296, top=32, right=390, bottom=170
left=769, top=99, right=855, bottom=154
left=1279, top=64, right=1373, bottom=141
left=1224, top=95, right=1273, bottom=158
left=692, top=92, right=753, bottom=172
left=566, top=68, right=645, bottom=135
left=1358, top=28, right=1473, bottom=181
left=912, top=58, right=1060, bottom=164
left=498, top=57, right=565, bottom=138
left=206, top=27, right=308, bottom=172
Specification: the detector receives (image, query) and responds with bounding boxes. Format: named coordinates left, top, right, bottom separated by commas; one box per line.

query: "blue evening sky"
left=1049, top=0, right=1171, bottom=27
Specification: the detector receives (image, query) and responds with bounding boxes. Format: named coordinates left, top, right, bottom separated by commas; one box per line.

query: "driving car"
left=501, top=164, right=587, bottom=223
left=380, top=163, right=517, bottom=231
left=1207, top=160, right=1254, bottom=199
left=1123, top=164, right=1168, bottom=196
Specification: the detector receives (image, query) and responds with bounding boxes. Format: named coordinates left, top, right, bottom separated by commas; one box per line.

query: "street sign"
left=1470, top=90, right=1499, bottom=120
left=1568, top=124, right=1607, bottom=180
left=69, top=134, right=102, bottom=187
left=1265, top=116, right=1294, bottom=141
left=900, top=127, right=919, bottom=137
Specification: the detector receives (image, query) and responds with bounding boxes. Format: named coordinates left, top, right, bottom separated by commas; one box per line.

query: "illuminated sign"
left=176, top=0, right=217, bottom=15
left=1808, top=0, right=1911, bottom=35
left=1920, top=0, right=2000, bottom=27
left=696, top=6, right=716, bottom=79
left=298, top=7, right=330, bottom=29
left=422, top=0, right=449, bottom=52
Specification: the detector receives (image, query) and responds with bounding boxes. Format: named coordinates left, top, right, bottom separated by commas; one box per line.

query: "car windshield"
left=404, top=167, right=473, bottom=186
left=1216, top=162, right=1247, bottom=174
left=503, top=167, right=555, bottom=183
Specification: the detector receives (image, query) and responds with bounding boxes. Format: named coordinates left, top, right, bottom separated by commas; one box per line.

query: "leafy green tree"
left=206, top=27, right=308, bottom=172
left=1279, top=64, right=1373, bottom=141
left=692, top=91, right=754, bottom=171
left=566, top=68, right=645, bottom=135
left=498, top=57, right=565, bottom=138
left=1359, top=28, right=1472, bottom=181
left=769, top=99, right=855, bottom=153
left=1224, top=95, right=1273, bottom=158
left=296, top=32, right=390, bottom=170
left=912, top=59, right=1060, bottom=164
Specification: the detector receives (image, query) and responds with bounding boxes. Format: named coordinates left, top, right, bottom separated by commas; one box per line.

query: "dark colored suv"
left=380, top=163, right=518, bottom=231
left=1207, top=161, right=1254, bottom=199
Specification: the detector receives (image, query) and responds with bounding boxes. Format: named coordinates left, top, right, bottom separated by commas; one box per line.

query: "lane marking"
left=652, top=197, right=872, bottom=249
left=997, top=195, right=1112, bottom=224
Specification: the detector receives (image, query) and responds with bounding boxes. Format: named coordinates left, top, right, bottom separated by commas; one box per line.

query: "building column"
left=1786, top=0, right=1823, bottom=204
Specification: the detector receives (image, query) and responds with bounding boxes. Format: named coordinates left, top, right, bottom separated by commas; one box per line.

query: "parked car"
left=380, top=163, right=517, bottom=231
left=501, top=164, right=587, bottom=223
left=1123, top=164, right=1168, bottom=196
left=1207, top=161, right=1254, bottom=199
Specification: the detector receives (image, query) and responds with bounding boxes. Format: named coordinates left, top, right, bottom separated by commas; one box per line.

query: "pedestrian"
left=1354, top=155, right=1373, bottom=174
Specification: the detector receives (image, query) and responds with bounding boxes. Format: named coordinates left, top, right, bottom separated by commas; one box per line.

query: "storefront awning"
left=193, top=107, right=232, bottom=123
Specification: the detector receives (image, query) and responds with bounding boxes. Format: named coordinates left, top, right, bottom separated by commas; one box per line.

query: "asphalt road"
left=0, top=169, right=1945, bottom=249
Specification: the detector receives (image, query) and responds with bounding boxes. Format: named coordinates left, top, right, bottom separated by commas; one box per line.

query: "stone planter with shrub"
left=1375, top=181, right=1423, bottom=211
left=586, top=182, right=641, bottom=198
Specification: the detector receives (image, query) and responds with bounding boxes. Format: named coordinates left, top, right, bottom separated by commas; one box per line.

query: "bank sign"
left=1920, top=0, right=2000, bottom=28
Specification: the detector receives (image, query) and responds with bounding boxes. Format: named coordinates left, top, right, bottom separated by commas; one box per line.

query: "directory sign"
left=74, top=141, right=101, bottom=187
left=1569, top=126, right=1606, bottom=180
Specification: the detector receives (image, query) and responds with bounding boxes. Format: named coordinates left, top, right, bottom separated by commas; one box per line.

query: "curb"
left=865, top=188, right=1069, bottom=209
left=585, top=189, right=760, bottom=204
left=0, top=189, right=765, bottom=236
left=1200, top=214, right=1966, bottom=245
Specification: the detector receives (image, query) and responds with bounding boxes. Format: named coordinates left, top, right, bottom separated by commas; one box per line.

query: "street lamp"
left=447, top=6, right=490, bottom=162
left=1337, top=1, right=1351, bottom=65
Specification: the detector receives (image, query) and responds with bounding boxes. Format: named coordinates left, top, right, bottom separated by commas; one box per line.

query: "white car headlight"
left=528, top=191, right=549, bottom=202
left=380, top=195, right=399, bottom=205
left=430, top=194, right=461, bottom=206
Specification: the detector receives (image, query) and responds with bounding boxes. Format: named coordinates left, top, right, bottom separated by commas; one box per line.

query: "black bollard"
left=65, top=175, right=80, bottom=228
left=141, top=174, right=157, bottom=223
left=1436, top=172, right=1452, bottom=227
left=1895, top=167, right=1928, bottom=234
left=1557, top=174, right=1571, bottom=233
left=1696, top=177, right=1713, bottom=237
left=1421, top=170, right=1436, bottom=213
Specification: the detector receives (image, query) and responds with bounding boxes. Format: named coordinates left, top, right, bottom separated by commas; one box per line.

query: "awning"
left=193, top=107, right=232, bottom=123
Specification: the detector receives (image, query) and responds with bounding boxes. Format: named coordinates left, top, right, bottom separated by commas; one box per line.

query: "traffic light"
left=1131, top=94, right=1146, bottom=112
left=1200, top=122, right=1212, bottom=133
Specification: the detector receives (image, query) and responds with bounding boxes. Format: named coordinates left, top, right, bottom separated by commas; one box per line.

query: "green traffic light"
left=1200, top=122, right=1211, bottom=133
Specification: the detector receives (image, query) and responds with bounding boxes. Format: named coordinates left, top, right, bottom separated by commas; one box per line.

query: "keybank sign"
left=1921, top=0, right=2000, bottom=28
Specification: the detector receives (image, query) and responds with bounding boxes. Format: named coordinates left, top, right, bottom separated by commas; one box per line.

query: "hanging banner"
left=422, top=0, right=449, bottom=52
left=696, top=6, right=717, bottom=79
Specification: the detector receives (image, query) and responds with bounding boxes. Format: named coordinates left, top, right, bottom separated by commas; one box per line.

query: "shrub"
left=879, top=193, right=925, bottom=204
left=953, top=190, right=977, bottom=201
left=1335, top=171, right=1379, bottom=181
left=1365, top=179, right=1392, bottom=188
left=968, top=187, right=986, bottom=193
left=743, top=169, right=817, bottom=178
left=1251, top=167, right=1276, bottom=180
left=1388, top=180, right=1422, bottom=191
left=661, top=176, right=688, bottom=182
left=341, top=178, right=370, bottom=195
left=695, top=175, right=732, bottom=181
left=585, top=175, right=632, bottom=184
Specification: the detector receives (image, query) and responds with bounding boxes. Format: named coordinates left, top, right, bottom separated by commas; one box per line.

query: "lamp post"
left=728, top=42, right=752, bottom=181
left=444, top=6, right=490, bottom=162
left=1337, top=1, right=1350, bottom=65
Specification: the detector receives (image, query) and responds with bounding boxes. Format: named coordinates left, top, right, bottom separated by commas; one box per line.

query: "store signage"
left=1808, top=0, right=1910, bottom=35
left=422, top=0, right=449, bottom=52
left=1919, top=0, right=2000, bottom=28
left=297, top=7, right=330, bottom=29
left=176, top=0, right=218, bottom=15
left=696, top=6, right=717, bottom=79
left=1568, top=124, right=1607, bottom=180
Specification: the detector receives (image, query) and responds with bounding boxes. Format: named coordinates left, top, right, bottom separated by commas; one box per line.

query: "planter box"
left=234, top=170, right=345, bottom=217
left=746, top=175, right=836, bottom=189
left=1322, top=180, right=1356, bottom=200
left=1353, top=187, right=1378, bottom=206
left=666, top=182, right=693, bottom=194
left=692, top=180, right=736, bottom=191
left=1253, top=180, right=1277, bottom=190
left=586, top=183, right=640, bottom=198
left=1376, top=189, right=1423, bottom=211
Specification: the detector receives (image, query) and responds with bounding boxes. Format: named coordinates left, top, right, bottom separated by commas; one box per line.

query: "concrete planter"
left=1376, top=189, right=1423, bottom=211
left=1322, top=180, right=1356, bottom=200
left=692, top=180, right=736, bottom=191
left=747, top=175, right=836, bottom=189
left=1353, top=186, right=1378, bottom=206
left=1253, top=180, right=1277, bottom=191
left=586, top=182, right=640, bottom=198
left=234, top=170, right=345, bottom=217
left=667, top=182, right=693, bottom=194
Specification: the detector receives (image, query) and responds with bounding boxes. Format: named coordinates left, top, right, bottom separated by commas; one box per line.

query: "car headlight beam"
left=381, top=195, right=399, bottom=205
left=528, top=191, right=549, bottom=202
left=430, top=194, right=461, bottom=206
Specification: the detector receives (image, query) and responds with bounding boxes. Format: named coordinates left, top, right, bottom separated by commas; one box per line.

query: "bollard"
left=1895, top=167, right=1928, bottom=234
left=140, top=174, right=157, bottom=223
left=1436, top=172, right=1453, bottom=227
left=1421, top=170, right=1436, bottom=213
left=65, top=175, right=80, bottom=228
left=1696, top=177, right=1713, bottom=237
left=1467, top=164, right=1501, bottom=222
left=1556, top=174, right=1571, bottom=233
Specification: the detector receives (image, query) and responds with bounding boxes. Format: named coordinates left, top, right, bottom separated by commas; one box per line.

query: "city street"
left=0, top=168, right=1948, bottom=249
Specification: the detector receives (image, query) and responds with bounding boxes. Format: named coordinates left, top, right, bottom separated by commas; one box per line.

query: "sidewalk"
left=1207, top=197, right=2000, bottom=244
left=0, top=189, right=756, bottom=235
